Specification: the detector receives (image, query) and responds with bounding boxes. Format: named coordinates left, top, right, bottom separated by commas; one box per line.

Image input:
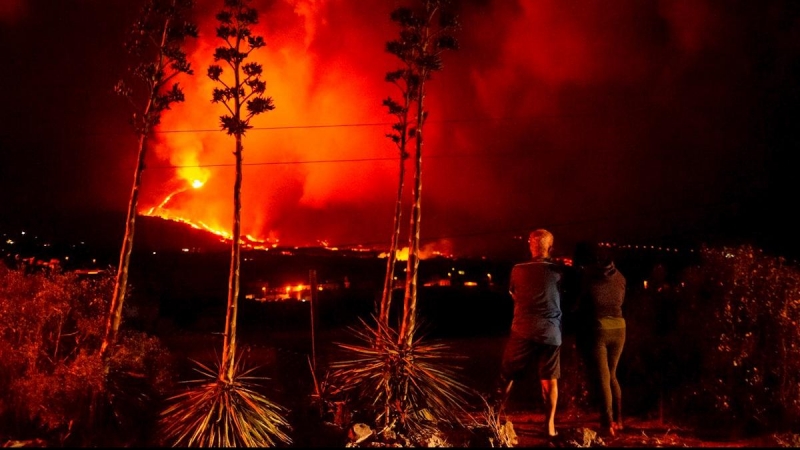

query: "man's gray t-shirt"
left=508, top=258, right=563, bottom=346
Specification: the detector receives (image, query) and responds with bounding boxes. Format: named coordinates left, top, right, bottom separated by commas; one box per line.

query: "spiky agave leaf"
left=159, top=353, right=292, bottom=447
left=329, top=317, right=477, bottom=441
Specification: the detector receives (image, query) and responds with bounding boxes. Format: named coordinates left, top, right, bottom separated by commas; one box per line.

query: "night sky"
left=1, top=0, right=798, bottom=260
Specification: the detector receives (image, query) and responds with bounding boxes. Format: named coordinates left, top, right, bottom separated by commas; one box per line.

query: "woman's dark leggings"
left=590, top=327, right=626, bottom=428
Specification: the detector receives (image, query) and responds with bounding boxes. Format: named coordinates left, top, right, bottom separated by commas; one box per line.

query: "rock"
left=501, top=420, right=519, bottom=447
left=349, top=423, right=374, bottom=444
left=426, top=432, right=447, bottom=447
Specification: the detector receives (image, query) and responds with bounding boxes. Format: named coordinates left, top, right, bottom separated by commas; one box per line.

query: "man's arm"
left=508, top=266, right=517, bottom=297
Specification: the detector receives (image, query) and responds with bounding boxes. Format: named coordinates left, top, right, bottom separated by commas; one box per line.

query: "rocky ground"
left=295, top=408, right=798, bottom=448
left=486, top=411, right=791, bottom=448
left=161, top=329, right=798, bottom=448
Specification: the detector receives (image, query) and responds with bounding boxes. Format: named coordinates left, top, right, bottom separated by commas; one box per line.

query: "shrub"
left=0, top=264, right=175, bottom=446
left=669, top=245, right=800, bottom=434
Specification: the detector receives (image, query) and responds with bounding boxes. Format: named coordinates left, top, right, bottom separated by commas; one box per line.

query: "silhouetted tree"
left=159, top=1, right=290, bottom=447
left=378, top=54, right=416, bottom=328
left=391, top=0, right=459, bottom=347
left=326, top=2, right=466, bottom=444
left=104, top=0, right=197, bottom=356
left=207, top=0, right=275, bottom=384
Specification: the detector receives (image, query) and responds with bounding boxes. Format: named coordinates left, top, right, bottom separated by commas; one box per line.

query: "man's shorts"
left=500, top=333, right=561, bottom=380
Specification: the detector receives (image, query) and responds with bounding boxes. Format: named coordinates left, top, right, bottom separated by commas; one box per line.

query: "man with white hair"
left=492, top=228, right=564, bottom=438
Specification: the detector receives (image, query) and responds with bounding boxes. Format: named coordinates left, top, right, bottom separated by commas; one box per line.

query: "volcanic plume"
left=137, top=0, right=777, bottom=258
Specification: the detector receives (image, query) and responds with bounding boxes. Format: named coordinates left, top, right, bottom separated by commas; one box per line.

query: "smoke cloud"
left=136, top=0, right=790, bottom=257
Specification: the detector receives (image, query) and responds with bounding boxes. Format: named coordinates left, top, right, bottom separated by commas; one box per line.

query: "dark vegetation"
left=0, top=266, right=174, bottom=447
left=2, top=238, right=800, bottom=446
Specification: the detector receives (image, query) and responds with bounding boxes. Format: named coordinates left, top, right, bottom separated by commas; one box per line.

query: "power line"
left=0, top=110, right=647, bottom=142
left=157, top=121, right=391, bottom=134
left=145, top=150, right=537, bottom=169
left=0, top=149, right=551, bottom=170
left=153, top=113, right=598, bottom=134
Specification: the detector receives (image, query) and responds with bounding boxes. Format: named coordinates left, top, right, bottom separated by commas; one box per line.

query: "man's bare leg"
left=541, top=379, right=558, bottom=437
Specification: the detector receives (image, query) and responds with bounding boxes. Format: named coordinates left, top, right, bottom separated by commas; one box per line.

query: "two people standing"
left=492, top=229, right=627, bottom=438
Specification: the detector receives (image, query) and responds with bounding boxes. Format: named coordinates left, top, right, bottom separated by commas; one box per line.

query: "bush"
left=0, top=264, right=175, bottom=446
left=668, top=245, right=800, bottom=434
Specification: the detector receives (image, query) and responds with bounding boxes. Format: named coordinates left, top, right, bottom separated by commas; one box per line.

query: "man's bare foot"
left=612, top=422, right=624, bottom=431
left=546, top=425, right=558, bottom=438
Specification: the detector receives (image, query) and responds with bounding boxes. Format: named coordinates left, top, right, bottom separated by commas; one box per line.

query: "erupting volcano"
left=124, top=0, right=777, bottom=259
left=140, top=0, right=401, bottom=251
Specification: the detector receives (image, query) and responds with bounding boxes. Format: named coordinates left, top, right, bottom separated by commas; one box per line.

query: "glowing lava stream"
left=143, top=180, right=274, bottom=249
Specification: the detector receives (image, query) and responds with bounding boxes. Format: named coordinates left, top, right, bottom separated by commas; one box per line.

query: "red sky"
left=1, top=0, right=798, bottom=259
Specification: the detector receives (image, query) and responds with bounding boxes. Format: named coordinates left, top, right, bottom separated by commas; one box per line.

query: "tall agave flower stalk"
left=160, top=1, right=290, bottom=447
left=326, top=1, right=464, bottom=444
left=104, top=0, right=197, bottom=357
left=388, top=0, right=459, bottom=348
left=207, top=0, right=275, bottom=386
left=378, top=72, right=416, bottom=330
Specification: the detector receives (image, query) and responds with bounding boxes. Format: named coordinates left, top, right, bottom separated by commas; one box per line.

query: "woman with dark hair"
left=573, top=241, right=627, bottom=437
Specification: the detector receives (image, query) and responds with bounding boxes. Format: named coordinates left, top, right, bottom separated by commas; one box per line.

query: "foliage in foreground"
left=325, top=318, right=476, bottom=446
left=0, top=265, right=174, bottom=446
left=159, top=354, right=292, bottom=447
left=664, top=245, right=800, bottom=431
